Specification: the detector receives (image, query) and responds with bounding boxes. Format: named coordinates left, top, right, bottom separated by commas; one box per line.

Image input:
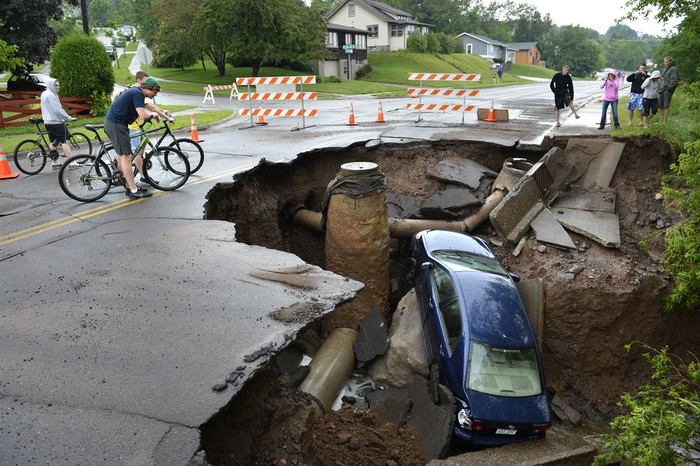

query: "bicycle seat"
left=84, top=124, right=104, bottom=132
left=29, top=117, right=43, bottom=124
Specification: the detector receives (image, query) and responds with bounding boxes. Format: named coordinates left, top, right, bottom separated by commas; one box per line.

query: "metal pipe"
left=299, top=328, right=359, bottom=411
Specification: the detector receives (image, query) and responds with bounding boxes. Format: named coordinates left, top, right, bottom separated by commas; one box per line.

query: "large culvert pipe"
left=387, top=187, right=506, bottom=238
left=299, top=327, right=359, bottom=411
left=324, top=162, right=391, bottom=329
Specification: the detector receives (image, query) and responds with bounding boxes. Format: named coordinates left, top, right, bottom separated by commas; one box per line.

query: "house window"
left=390, top=24, right=403, bottom=37
left=367, top=25, right=378, bottom=38
left=406, top=25, right=416, bottom=35
left=345, top=33, right=353, bottom=45
left=355, top=35, right=366, bottom=49
left=326, top=32, right=337, bottom=47
left=348, top=2, right=355, bottom=17
left=466, top=43, right=473, bottom=54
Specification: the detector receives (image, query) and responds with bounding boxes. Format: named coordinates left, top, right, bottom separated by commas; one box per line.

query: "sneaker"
left=126, top=188, right=152, bottom=199
left=140, top=176, right=159, bottom=185
left=598, top=126, right=604, bottom=130
left=555, top=122, right=561, bottom=127
left=52, top=162, right=62, bottom=169
left=614, top=125, right=621, bottom=129
left=68, top=160, right=86, bottom=169
left=575, top=114, right=580, bottom=119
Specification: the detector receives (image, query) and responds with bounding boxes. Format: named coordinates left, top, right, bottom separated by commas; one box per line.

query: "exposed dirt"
left=202, top=136, right=700, bottom=465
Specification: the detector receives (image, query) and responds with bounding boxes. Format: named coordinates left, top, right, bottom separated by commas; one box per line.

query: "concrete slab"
left=0, top=219, right=362, bottom=465
left=564, top=138, right=625, bottom=188
left=516, top=278, right=546, bottom=349
left=531, top=209, right=576, bottom=249
left=476, top=108, right=510, bottom=121
left=551, top=190, right=616, bottom=214
left=419, top=188, right=481, bottom=219
left=354, top=306, right=389, bottom=367
left=551, top=207, right=621, bottom=248
left=406, top=381, right=455, bottom=461
left=489, top=176, right=545, bottom=243
left=426, top=158, right=498, bottom=190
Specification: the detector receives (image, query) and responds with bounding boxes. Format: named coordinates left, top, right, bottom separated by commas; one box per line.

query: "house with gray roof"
left=454, top=32, right=514, bottom=62
left=326, top=0, right=434, bottom=51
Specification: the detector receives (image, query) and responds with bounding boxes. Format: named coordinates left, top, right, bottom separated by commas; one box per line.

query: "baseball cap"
left=142, top=77, right=161, bottom=89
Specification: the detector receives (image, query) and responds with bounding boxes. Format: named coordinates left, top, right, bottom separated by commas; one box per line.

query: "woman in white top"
left=640, top=70, right=663, bottom=128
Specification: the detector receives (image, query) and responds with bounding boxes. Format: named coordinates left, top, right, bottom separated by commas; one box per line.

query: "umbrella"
left=489, top=63, right=502, bottom=70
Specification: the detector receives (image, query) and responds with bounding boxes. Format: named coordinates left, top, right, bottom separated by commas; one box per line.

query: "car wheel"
left=429, top=363, right=440, bottom=404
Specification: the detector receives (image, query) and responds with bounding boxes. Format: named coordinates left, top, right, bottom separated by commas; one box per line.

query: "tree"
left=606, top=24, right=639, bottom=39
left=0, top=39, right=23, bottom=74
left=228, top=0, right=326, bottom=77
left=623, top=0, right=699, bottom=23
left=604, top=39, right=648, bottom=70
left=190, top=0, right=238, bottom=76
left=402, top=0, right=465, bottom=35
left=151, top=0, right=202, bottom=69
left=542, top=26, right=602, bottom=76
left=0, top=0, right=76, bottom=73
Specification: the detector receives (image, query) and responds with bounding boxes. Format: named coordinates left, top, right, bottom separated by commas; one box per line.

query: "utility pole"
left=80, top=0, right=89, bottom=34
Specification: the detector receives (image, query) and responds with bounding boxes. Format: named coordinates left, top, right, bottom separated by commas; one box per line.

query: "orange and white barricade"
left=202, top=83, right=240, bottom=104
left=407, top=72, right=481, bottom=124
left=236, top=76, right=317, bottom=130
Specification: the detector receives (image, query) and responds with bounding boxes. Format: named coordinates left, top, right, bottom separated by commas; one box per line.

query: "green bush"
left=355, top=64, right=372, bottom=79
left=50, top=34, right=115, bottom=115
left=407, top=33, right=427, bottom=53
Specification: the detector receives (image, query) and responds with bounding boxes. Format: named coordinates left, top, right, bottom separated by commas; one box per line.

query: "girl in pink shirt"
left=598, top=70, right=621, bottom=130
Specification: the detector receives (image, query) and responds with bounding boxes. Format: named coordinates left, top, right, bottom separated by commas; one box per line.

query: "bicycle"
left=13, top=117, right=93, bottom=175
left=58, top=119, right=190, bottom=203
left=147, top=117, right=204, bottom=174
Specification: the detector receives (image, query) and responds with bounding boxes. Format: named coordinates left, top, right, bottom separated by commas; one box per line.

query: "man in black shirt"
left=549, top=66, right=580, bottom=127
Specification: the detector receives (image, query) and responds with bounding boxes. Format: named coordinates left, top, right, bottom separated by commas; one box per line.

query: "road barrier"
left=202, top=84, right=239, bottom=104
left=236, top=76, right=317, bottom=130
left=407, top=72, right=481, bottom=124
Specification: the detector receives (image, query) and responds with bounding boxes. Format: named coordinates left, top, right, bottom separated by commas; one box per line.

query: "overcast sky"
left=485, top=0, right=675, bottom=36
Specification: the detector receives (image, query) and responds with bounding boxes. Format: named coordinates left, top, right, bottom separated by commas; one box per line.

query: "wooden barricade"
left=235, top=76, right=317, bottom=130
left=202, top=84, right=239, bottom=104
left=406, top=72, right=480, bottom=124
left=0, top=92, right=93, bottom=128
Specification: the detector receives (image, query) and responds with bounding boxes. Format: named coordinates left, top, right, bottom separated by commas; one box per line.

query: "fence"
left=202, top=84, right=239, bottom=104
left=0, top=92, right=93, bottom=128
left=235, top=76, right=317, bottom=130
left=406, top=72, right=481, bottom=124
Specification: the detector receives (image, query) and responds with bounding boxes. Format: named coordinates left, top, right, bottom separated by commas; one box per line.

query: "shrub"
left=426, top=33, right=440, bottom=55
left=50, top=33, right=114, bottom=115
left=406, top=33, right=427, bottom=53
left=355, top=64, right=372, bottom=79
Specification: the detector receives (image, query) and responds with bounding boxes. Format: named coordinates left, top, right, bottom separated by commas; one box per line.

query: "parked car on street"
left=104, top=44, right=116, bottom=60
left=6, top=73, right=48, bottom=91
left=409, top=230, right=552, bottom=446
left=120, top=25, right=135, bottom=41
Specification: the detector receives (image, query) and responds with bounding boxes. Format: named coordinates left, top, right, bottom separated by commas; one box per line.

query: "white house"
left=325, top=0, right=434, bottom=52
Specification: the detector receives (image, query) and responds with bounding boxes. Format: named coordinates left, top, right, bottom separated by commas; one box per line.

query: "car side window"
left=430, top=267, right=463, bottom=352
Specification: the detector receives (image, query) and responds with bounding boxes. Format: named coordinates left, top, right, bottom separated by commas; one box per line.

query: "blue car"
left=409, top=230, right=552, bottom=446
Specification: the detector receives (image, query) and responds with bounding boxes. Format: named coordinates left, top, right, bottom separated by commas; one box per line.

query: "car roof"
left=454, top=270, right=534, bottom=346
left=419, top=230, right=496, bottom=259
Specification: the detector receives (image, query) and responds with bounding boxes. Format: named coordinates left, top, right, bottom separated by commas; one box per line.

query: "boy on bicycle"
left=40, top=78, right=77, bottom=169
left=104, top=77, right=162, bottom=199
left=128, top=73, right=173, bottom=186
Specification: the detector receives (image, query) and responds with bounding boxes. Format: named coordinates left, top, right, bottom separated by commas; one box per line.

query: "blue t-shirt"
left=106, top=87, right=145, bottom=125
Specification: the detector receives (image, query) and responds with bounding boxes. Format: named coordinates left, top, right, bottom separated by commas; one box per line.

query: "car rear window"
left=467, top=340, right=542, bottom=397
left=433, top=250, right=509, bottom=277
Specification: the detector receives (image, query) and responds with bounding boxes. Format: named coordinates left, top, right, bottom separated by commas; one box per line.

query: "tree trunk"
left=252, top=60, right=262, bottom=77
left=200, top=56, right=206, bottom=72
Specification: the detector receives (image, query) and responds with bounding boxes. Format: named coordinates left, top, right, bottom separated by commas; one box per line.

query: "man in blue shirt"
left=104, top=77, right=161, bottom=199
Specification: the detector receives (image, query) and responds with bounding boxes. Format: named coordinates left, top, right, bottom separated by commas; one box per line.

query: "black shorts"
left=642, top=98, right=658, bottom=116
left=554, top=94, right=571, bottom=110
left=45, top=124, right=69, bottom=144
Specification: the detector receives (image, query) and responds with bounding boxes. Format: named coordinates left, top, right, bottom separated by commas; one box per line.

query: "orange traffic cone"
left=485, top=100, right=497, bottom=122
left=255, top=104, right=268, bottom=126
left=347, top=103, right=357, bottom=126
left=376, top=101, right=385, bottom=123
left=190, top=114, right=204, bottom=142
left=0, top=148, right=19, bottom=179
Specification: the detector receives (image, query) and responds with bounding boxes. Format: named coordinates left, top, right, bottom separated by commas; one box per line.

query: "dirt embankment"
left=202, top=136, right=700, bottom=465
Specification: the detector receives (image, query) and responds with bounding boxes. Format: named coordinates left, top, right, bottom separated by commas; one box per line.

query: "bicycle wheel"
left=68, top=132, right=93, bottom=156
left=58, top=155, right=112, bottom=202
left=168, top=138, right=204, bottom=174
left=142, top=146, right=190, bottom=191
left=13, top=140, right=47, bottom=175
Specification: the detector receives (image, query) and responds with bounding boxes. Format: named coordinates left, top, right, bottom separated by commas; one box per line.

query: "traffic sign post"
left=343, top=45, right=355, bottom=80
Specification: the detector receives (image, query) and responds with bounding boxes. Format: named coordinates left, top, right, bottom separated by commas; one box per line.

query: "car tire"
left=406, top=257, right=417, bottom=284
left=429, top=363, right=440, bottom=404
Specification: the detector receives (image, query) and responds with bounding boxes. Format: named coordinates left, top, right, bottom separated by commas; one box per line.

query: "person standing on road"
left=641, top=70, right=663, bottom=128
left=550, top=66, right=580, bottom=127
left=658, top=56, right=679, bottom=123
left=104, top=77, right=162, bottom=199
left=598, top=70, right=621, bottom=130
left=626, top=64, right=648, bottom=126
left=40, top=78, right=76, bottom=169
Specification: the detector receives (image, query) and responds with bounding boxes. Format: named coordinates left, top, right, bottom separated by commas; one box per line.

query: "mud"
left=201, top=136, right=700, bottom=465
